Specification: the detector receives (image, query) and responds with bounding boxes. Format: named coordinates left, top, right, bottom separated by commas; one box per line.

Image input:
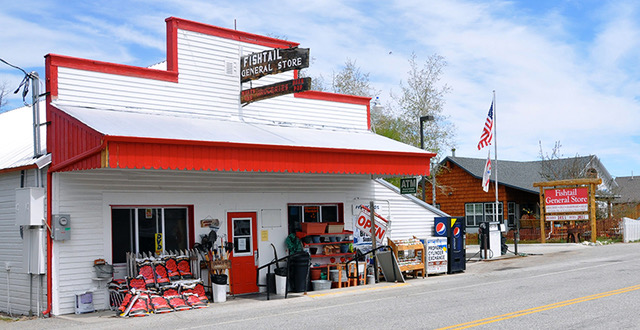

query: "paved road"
left=6, top=243, right=640, bottom=329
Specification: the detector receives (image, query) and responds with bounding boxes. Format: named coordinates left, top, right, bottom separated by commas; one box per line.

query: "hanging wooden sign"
left=241, top=77, right=311, bottom=104
left=241, top=47, right=310, bottom=82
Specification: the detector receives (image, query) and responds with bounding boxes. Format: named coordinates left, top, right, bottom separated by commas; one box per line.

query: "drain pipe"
left=6, top=263, right=11, bottom=317
left=42, top=171, right=53, bottom=317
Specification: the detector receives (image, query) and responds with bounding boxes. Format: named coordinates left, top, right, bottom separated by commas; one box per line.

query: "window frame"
left=111, top=205, right=193, bottom=263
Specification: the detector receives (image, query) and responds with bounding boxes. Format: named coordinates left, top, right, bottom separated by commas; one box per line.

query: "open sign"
left=355, top=206, right=388, bottom=244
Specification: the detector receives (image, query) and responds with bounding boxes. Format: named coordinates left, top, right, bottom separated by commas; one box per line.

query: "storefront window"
left=287, top=203, right=343, bottom=234
left=112, top=207, right=189, bottom=263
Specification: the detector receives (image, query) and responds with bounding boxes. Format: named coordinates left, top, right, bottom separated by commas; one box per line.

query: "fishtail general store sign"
left=241, top=47, right=310, bottom=82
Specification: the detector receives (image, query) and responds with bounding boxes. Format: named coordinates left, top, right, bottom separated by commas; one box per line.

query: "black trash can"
left=211, top=273, right=228, bottom=285
left=501, top=234, right=508, bottom=255
left=288, top=252, right=310, bottom=293
left=266, top=272, right=276, bottom=294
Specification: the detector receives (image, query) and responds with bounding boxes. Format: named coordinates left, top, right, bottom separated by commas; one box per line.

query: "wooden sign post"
left=533, top=178, right=601, bottom=243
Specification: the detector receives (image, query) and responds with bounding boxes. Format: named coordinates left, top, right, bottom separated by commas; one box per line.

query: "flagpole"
left=493, top=91, right=499, bottom=224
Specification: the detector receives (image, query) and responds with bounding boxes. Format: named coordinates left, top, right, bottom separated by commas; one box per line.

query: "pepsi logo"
left=435, top=222, right=446, bottom=235
left=453, top=227, right=460, bottom=237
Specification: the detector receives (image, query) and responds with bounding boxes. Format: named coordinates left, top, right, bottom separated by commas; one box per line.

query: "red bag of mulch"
left=118, top=292, right=134, bottom=314
left=149, top=294, right=173, bottom=314
left=162, top=286, right=190, bottom=311
left=181, top=282, right=209, bottom=304
left=177, top=256, right=193, bottom=279
left=164, top=257, right=181, bottom=281
left=153, top=262, right=171, bottom=287
left=128, top=293, right=150, bottom=317
left=166, top=295, right=191, bottom=311
left=127, top=276, right=146, bottom=291
left=138, top=264, right=156, bottom=289
left=184, top=293, right=207, bottom=309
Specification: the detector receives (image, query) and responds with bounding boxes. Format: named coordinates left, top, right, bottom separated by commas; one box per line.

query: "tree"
left=0, top=82, right=8, bottom=111
left=538, top=141, right=587, bottom=181
left=384, top=53, right=455, bottom=156
left=330, top=58, right=380, bottom=97
left=306, top=58, right=380, bottom=98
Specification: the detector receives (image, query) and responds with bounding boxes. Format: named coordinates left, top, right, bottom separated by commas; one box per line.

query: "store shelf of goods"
left=304, top=233, right=354, bottom=259
left=298, top=223, right=355, bottom=264
left=388, top=238, right=425, bottom=278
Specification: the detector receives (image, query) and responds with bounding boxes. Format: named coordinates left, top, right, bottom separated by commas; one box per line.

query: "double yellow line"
left=437, top=284, right=640, bottom=329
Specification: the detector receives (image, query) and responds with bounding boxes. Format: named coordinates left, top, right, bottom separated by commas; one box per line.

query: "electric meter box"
left=15, top=187, right=45, bottom=226
left=53, top=214, right=71, bottom=241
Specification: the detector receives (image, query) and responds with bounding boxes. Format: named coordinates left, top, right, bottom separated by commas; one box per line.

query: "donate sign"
left=544, top=187, right=589, bottom=213
left=355, top=206, right=387, bottom=245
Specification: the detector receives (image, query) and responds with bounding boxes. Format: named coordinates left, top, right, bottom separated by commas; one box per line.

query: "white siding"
left=55, top=29, right=368, bottom=131
left=52, top=168, right=374, bottom=315
left=0, top=169, right=47, bottom=316
left=373, top=179, right=448, bottom=241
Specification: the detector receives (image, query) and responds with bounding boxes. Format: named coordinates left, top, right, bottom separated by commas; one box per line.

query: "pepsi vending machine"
left=434, top=217, right=466, bottom=274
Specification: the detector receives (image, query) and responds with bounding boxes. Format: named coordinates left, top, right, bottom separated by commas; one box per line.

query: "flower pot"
left=310, top=268, right=322, bottom=280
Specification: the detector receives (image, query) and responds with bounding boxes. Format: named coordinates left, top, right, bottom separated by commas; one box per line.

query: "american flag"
left=482, top=150, right=491, bottom=192
left=477, top=101, right=494, bottom=150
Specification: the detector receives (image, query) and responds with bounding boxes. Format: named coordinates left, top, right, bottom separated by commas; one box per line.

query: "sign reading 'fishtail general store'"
left=241, top=47, right=310, bottom=82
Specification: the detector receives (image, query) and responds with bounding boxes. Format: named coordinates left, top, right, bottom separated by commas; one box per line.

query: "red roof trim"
left=104, top=136, right=433, bottom=176
left=45, top=54, right=178, bottom=93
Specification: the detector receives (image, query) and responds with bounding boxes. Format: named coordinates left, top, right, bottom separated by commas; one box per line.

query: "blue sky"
left=1, top=0, right=639, bottom=178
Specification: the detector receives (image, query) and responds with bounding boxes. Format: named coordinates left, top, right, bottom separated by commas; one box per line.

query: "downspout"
left=42, top=171, right=52, bottom=317
left=42, top=137, right=108, bottom=317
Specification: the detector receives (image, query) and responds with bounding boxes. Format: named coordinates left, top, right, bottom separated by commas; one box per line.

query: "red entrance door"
left=227, top=212, right=258, bottom=294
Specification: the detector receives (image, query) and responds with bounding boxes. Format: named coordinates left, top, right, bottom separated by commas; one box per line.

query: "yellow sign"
left=155, top=233, right=163, bottom=253
left=261, top=230, right=269, bottom=241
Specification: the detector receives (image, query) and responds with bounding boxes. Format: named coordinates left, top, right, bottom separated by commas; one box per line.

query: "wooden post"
left=533, top=178, right=601, bottom=244
left=539, top=186, right=546, bottom=243
left=370, top=201, right=378, bottom=283
left=590, top=182, right=597, bottom=243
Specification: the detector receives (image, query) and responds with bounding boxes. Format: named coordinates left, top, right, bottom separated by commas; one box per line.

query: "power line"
left=0, top=57, right=37, bottom=106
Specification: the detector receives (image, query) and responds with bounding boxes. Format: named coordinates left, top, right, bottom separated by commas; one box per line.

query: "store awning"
left=49, top=104, right=434, bottom=176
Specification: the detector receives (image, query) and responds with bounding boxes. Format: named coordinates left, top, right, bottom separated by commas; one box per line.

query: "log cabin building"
left=425, top=154, right=616, bottom=233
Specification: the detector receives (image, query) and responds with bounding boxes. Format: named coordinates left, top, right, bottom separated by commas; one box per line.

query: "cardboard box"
left=326, top=224, right=344, bottom=233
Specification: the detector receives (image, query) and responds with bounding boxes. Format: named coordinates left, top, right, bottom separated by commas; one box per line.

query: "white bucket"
left=113, top=264, right=127, bottom=280
left=367, top=275, right=375, bottom=285
left=75, top=291, right=94, bottom=314
left=275, top=275, right=287, bottom=295
left=213, top=284, right=227, bottom=303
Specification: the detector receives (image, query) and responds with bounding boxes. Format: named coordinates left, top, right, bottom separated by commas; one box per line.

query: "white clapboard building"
left=0, top=17, right=447, bottom=315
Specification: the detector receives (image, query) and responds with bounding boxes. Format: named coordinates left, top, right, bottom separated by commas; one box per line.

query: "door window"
left=232, top=218, right=252, bottom=255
